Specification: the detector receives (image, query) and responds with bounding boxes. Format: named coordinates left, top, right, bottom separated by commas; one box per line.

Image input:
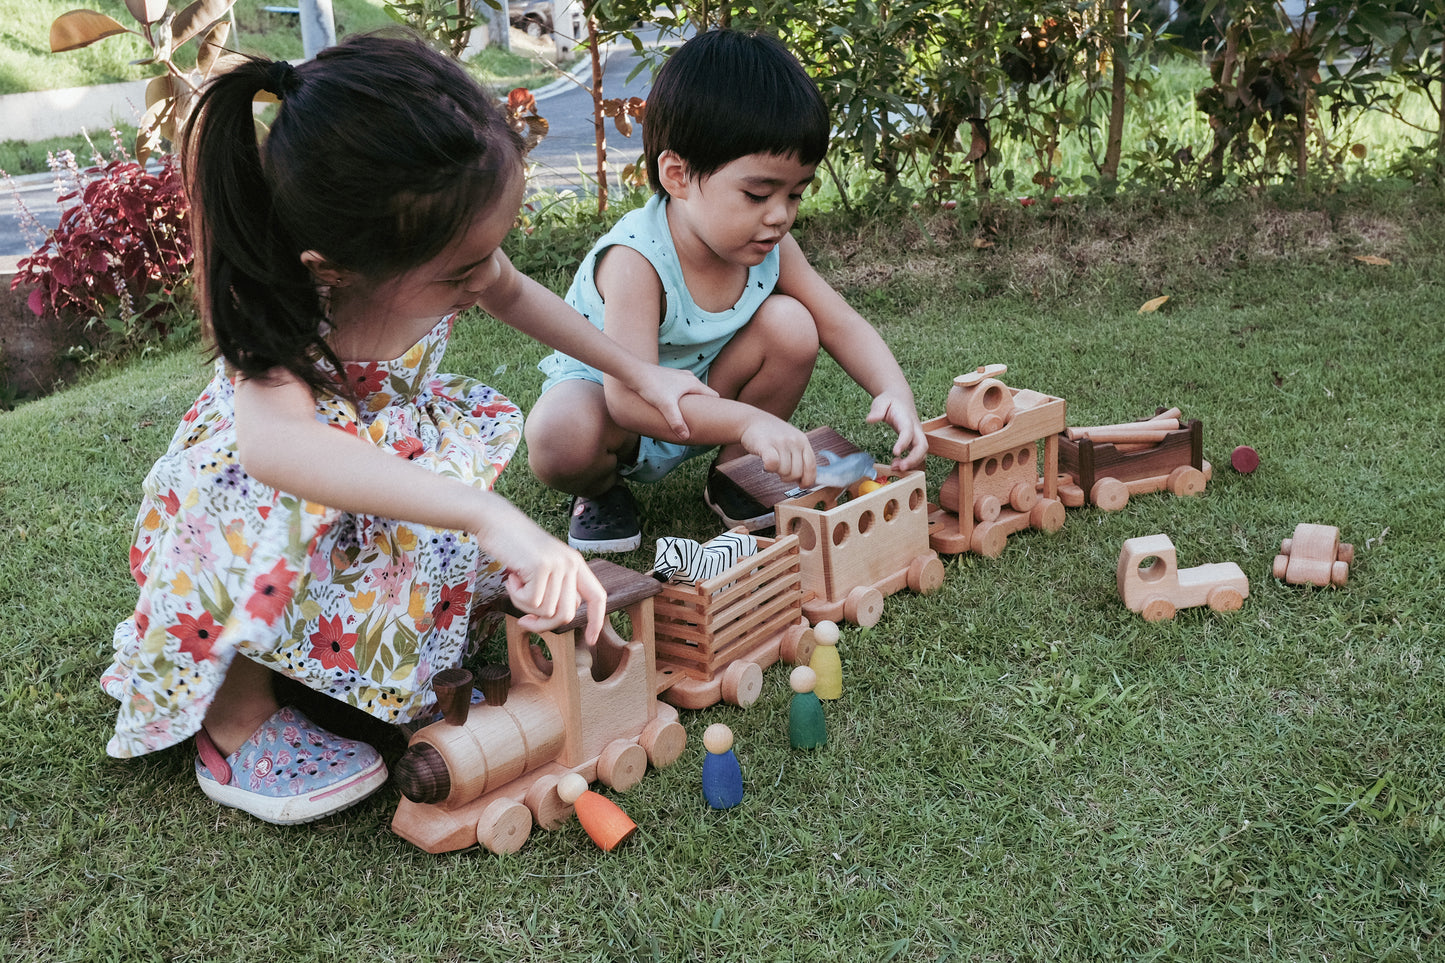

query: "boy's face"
left=683, top=151, right=816, bottom=266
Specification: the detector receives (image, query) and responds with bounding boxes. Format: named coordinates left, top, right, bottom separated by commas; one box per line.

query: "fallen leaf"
left=1352, top=255, right=1391, bottom=266
left=1138, top=295, right=1170, bottom=314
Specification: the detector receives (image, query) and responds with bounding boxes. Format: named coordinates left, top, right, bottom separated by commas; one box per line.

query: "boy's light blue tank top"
left=538, top=193, right=781, bottom=390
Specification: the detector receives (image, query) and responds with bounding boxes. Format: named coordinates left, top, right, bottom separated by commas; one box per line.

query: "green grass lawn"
left=3, top=189, right=1443, bottom=960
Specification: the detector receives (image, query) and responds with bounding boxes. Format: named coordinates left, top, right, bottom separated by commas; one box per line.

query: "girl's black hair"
left=183, top=30, right=525, bottom=394
left=643, top=29, right=830, bottom=196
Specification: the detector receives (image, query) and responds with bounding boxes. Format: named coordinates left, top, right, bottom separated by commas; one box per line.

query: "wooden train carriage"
left=775, top=467, right=944, bottom=627
left=1057, top=416, right=1209, bottom=511
left=923, top=386, right=1068, bottom=557
left=652, top=532, right=816, bottom=710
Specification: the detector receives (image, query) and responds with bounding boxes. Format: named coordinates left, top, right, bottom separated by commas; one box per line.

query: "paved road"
left=0, top=29, right=681, bottom=258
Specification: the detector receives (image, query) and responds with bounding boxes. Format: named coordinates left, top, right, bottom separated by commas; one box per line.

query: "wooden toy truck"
left=1116, top=533, right=1248, bottom=621
left=391, top=560, right=686, bottom=854
left=1058, top=408, right=1211, bottom=511
left=713, top=427, right=945, bottom=627
left=922, top=365, right=1068, bottom=557
left=1274, top=523, right=1352, bottom=587
left=652, top=531, right=817, bottom=709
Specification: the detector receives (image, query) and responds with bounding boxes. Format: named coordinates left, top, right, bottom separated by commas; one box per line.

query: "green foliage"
left=575, top=1, right=1445, bottom=204
left=382, top=0, right=480, bottom=56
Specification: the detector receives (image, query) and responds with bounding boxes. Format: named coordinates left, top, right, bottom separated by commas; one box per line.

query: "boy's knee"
left=524, top=382, right=623, bottom=489
left=755, top=295, right=820, bottom=359
left=525, top=386, right=595, bottom=480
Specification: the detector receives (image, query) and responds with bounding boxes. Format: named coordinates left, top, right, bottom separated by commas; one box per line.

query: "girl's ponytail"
left=183, top=57, right=343, bottom=394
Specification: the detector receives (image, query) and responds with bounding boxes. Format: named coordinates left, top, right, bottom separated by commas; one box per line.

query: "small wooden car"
left=1117, top=533, right=1248, bottom=621
left=1273, top=523, right=1352, bottom=587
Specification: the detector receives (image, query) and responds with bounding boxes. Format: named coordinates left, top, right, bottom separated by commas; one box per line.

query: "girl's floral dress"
left=102, top=315, right=521, bottom=759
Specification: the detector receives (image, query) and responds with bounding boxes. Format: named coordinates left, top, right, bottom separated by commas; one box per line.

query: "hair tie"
left=262, top=60, right=300, bottom=100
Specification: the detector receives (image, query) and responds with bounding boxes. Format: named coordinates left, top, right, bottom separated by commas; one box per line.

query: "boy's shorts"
left=538, top=364, right=711, bottom=483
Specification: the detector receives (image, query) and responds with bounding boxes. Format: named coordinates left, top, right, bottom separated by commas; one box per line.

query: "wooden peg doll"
left=557, top=773, right=637, bottom=852
left=809, top=620, right=842, bottom=700
left=788, top=666, right=827, bottom=749
left=701, top=723, right=744, bottom=809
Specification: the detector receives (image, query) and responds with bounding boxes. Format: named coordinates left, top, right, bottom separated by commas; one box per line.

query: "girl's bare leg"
left=203, top=655, right=281, bottom=755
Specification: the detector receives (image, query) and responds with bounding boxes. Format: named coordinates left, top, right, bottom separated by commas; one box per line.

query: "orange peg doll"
left=557, top=773, right=637, bottom=852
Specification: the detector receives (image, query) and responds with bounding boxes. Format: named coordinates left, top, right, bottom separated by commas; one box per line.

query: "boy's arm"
left=594, top=245, right=818, bottom=484
left=478, top=250, right=715, bottom=439
left=775, top=235, right=928, bottom=471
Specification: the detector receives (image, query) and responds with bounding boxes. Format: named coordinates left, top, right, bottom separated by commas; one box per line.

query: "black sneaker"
left=568, top=483, right=642, bottom=553
left=704, top=462, right=775, bottom=532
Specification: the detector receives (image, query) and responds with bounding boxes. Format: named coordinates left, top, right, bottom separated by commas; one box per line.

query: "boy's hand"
left=741, top=417, right=817, bottom=487
left=867, top=390, right=929, bottom=472
left=632, top=366, right=718, bottom=441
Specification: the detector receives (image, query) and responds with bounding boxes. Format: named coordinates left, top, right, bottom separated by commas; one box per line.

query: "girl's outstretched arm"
left=233, top=369, right=607, bottom=642
left=479, top=252, right=716, bottom=439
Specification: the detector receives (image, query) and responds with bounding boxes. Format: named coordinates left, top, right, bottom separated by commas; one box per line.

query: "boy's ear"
left=657, top=150, right=691, bottom=198
left=300, top=250, right=350, bottom=288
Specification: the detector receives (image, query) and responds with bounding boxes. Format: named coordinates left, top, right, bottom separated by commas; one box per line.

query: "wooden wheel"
left=907, top=555, right=946, bottom=594
left=476, top=798, right=532, bottom=854
left=973, top=493, right=1001, bottom=522
left=780, top=622, right=815, bottom=665
left=1272, top=554, right=1289, bottom=580
left=1331, top=561, right=1350, bottom=586
left=969, top=520, right=1008, bottom=558
left=597, top=739, right=647, bottom=792
left=1008, top=480, right=1037, bottom=513
left=721, top=661, right=764, bottom=707
left=1029, top=498, right=1065, bottom=533
left=1167, top=465, right=1207, bottom=497
left=1140, top=597, right=1175, bottom=622
left=639, top=716, right=687, bottom=768
left=1337, top=542, right=1355, bottom=565
left=524, top=773, right=570, bottom=830
left=1089, top=477, right=1129, bottom=511
left=842, top=585, right=884, bottom=627
left=1207, top=586, right=1244, bottom=612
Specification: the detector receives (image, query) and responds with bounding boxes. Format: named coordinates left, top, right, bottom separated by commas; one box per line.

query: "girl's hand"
left=629, top=365, right=717, bottom=441
left=867, top=390, right=929, bottom=472
left=740, top=416, right=817, bottom=487
left=482, top=506, right=607, bottom=644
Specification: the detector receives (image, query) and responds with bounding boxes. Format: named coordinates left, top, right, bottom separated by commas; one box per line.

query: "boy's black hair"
left=643, top=29, right=830, bottom=196
left=183, top=30, right=525, bottom=395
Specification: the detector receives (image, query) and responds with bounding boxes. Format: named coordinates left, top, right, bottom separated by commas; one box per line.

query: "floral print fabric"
left=102, top=315, right=522, bottom=758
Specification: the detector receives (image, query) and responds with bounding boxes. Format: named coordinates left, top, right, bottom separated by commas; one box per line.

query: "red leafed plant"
left=12, top=152, right=193, bottom=337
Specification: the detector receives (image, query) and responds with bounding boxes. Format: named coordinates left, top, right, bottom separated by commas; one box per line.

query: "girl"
left=101, top=31, right=712, bottom=825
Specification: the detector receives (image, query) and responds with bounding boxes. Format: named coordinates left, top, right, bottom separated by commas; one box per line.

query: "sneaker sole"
left=703, top=488, right=775, bottom=532
left=197, top=756, right=389, bottom=825
left=568, top=531, right=642, bottom=553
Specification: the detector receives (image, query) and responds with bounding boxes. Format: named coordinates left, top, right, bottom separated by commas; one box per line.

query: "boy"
left=526, top=28, right=927, bottom=552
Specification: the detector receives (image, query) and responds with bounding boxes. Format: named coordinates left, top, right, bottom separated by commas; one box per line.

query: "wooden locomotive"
left=1057, top=407, right=1211, bottom=511
left=391, top=560, right=686, bottom=854
left=712, top=427, right=945, bottom=627
left=922, top=365, right=1068, bottom=557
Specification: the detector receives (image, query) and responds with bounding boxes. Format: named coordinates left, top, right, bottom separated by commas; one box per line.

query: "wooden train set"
left=387, top=365, right=1351, bottom=854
